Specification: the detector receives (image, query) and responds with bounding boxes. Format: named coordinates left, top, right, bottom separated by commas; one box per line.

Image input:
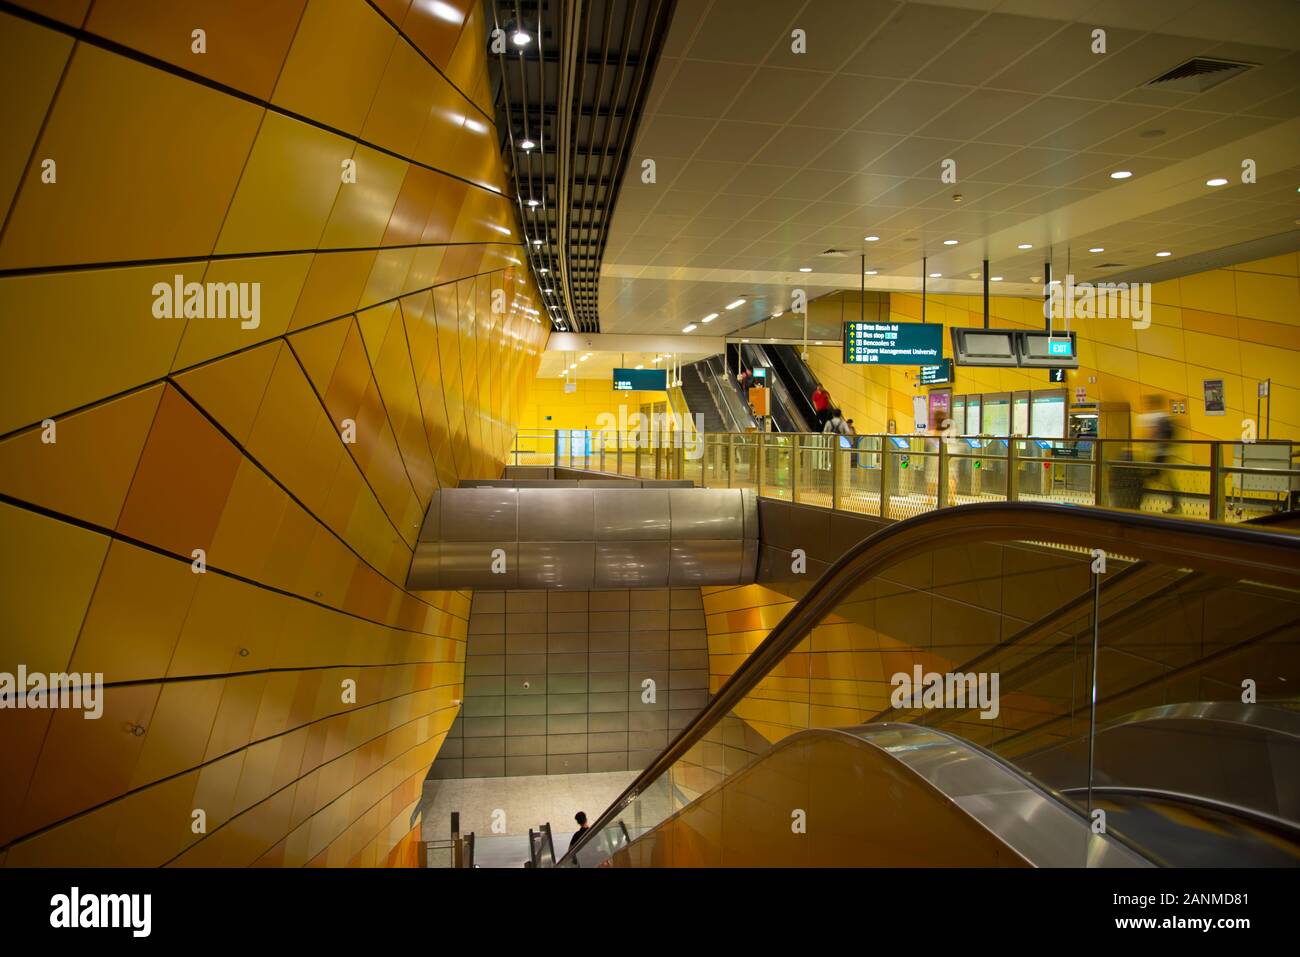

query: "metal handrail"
left=558, top=502, right=1300, bottom=865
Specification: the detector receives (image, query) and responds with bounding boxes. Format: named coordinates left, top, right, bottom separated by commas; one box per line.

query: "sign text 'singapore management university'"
left=843, top=321, right=944, bottom=365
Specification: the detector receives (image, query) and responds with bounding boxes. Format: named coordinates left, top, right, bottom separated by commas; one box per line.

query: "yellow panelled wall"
left=808, top=253, right=1300, bottom=442
left=0, top=1, right=547, bottom=867
left=517, top=378, right=669, bottom=432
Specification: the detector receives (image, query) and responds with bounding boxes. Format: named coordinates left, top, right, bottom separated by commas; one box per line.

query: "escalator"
left=559, top=503, right=1300, bottom=867
left=732, top=343, right=821, bottom=433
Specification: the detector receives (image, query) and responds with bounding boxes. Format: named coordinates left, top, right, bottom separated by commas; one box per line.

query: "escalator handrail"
left=559, top=501, right=1300, bottom=865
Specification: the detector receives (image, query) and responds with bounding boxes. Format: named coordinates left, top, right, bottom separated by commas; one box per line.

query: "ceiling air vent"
left=1143, top=58, right=1254, bottom=93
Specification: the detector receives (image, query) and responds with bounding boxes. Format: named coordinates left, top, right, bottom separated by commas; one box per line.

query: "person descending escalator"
left=568, top=811, right=590, bottom=851
left=811, top=385, right=832, bottom=430
left=823, top=408, right=850, bottom=436
left=736, top=366, right=752, bottom=401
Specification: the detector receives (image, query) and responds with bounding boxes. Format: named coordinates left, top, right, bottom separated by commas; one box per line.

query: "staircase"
left=678, top=364, right=727, bottom=432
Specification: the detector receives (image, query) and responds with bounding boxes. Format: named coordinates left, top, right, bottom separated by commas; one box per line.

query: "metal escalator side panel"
left=599, top=725, right=1148, bottom=867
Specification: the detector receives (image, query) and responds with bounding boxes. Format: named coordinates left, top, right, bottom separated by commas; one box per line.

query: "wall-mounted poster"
left=1203, top=378, right=1226, bottom=415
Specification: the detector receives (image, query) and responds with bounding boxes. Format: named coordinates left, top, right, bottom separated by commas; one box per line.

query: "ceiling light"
left=773, top=310, right=784, bottom=318
left=526, top=198, right=539, bottom=207
left=1017, top=243, right=1033, bottom=250
left=651, top=356, right=661, bottom=363
left=579, top=356, right=589, bottom=362
left=519, top=138, right=536, bottom=151
left=943, top=239, right=959, bottom=246
left=864, top=235, right=879, bottom=242
left=539, top=267, right=548, bottom=273
left=1206, top=177, right=1228, bottom=187
left=531, top=238, right=543, bottom=246
left=635, top=364, right=644, bottom=370
left=741, top=339, right=749, bottom=343
left=1030, top=276, right=1041, bottom=283
left=991, top=276, right=1003, bottom=281
left=568, top=363, right=576, bottom=369
left=1156, top=250, right=1172, bottom=257
left=798, top=267, right=812, bottom=272
left=543, top=287, right=552, bottom=293
left=929, top=272, right=942, bottom=278
left=682, top=323, right=697, bottom=333
left=512, top=30, right=531, bottom=46
left=1110, top=170, right=1132, bottom=180
left=701, top=313, right=718, bottom=323
left=725, top=299, right=745, bottom=310
left=865, top=270, right=878, bottom=276
left=1088, top=247, right=1104, bottom=253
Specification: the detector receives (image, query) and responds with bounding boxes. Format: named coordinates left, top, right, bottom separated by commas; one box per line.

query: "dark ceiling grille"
left=485, top=0, right=676, bottom=333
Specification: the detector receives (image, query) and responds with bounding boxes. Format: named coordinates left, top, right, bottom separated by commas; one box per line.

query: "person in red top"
left=811, top=385, right=831, bottom=430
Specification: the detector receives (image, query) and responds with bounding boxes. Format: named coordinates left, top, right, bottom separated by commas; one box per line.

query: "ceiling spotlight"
left=1017, top=243, right=1033, bottom=250
left=543, top=287, right=552, bottom=293
left=864, top=235, right=880, bottom=242
left=798, top=266, right=812, bottom=272
left=943, top=239, right=959, bottom=246
left=519, top=138, right=536, bottom=151
left=865, top=269, right=878, bottom=276
left=1156, top=250, right=1172, bottom=257
left=526, top=198, right=539, bottom=207
left=929, top=272, right=942, bottom=278
left=991, top=276, right=1003, bottom=281
left=512, top=30, right=531, bottom=46
left=651, top=356, right=661, bottom=363
left=1088, top=247, right=1104, bottom=253
left=725, top=299, right=745, bottom=310
left=539, top=267, right=548, bottom=273
left=702, top=312, right=718, bottom=323
left=532, top=238, right=543, bottom=246
left=1206, top=177, right=1228, bottom=187
left=682, top=323, right=698, bottom=333
left=568, top=363, right=577, bottom=369
left=1110, top=170, right=1132, bottom=180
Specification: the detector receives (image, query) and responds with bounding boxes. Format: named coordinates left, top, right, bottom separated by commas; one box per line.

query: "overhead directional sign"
left=919, top=358, right=953, bottom=385
left=612, top=367, right=667, bottom=391
left=843, top=321, right=943, bottom=365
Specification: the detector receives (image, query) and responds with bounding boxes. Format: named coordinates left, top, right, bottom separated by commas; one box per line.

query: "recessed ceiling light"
left=798, top=267, right=812, bottom=272
left=1017, top=243, right=1033, bottom=250
left=519, top=138, right=536, bottom=151
left=1030, top=276, right=1041, bottom=283
left=1206, top=177, right=1228, bottom=187
left=943, top=239, right=959, bottom=246
left=991, top=276, right=1003, bottom=281
left=929, top=272, right=942, bottom=278
left=543, top=287, right=552, bottom=293
left=531, top=238, right=543, bottom=246
left=568, top=363, right=576, bottom=369
left=1110, top=170, right=1133, bottom=180
left=741, top=338, right=749, bottom=343
left=539, top=267, right=548, bottom=273
left=865, top=269, right=878, bottom=276
left=579, top=355, right=589, bottom=362
left=701, top=313, right=718, bottom=323
left=1088, top=247, right=1104, bottom=253
left=682, top=323, right=697, bottom=333
left=512, top=30, right=531, bottom=46
left=526, top=198, right=539, bottom=207
left=864, top=235, right=880, bottom=242
left=724, top=299, right=745, bottom=310
left=815, top=341, right=823, bottom=346
left=1156, top=250, right=1172, bottom=257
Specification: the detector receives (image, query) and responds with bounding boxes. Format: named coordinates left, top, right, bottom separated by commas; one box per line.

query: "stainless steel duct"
left=407, top=487, right=758, bottom=589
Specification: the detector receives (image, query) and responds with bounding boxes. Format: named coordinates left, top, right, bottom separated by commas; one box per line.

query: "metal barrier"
left=510, top=430, right=1298, bottom=525
left=421, top=811, right=475, bottom=868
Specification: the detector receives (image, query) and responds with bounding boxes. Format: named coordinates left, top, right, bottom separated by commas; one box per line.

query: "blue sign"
left=752, top=367, right=767, bottom=379
left=612, top=368, right=667, bottom=391
left=919, top=358, right=953, bottom=385
left=1048, top=339, right=1073, bottom=357
left=844, top=321, right=944, bottom=365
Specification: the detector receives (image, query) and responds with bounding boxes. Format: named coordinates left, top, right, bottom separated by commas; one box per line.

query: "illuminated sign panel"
left=843, top=322, right=943, bottom=365
left=612, top=368, right=667, bottom=391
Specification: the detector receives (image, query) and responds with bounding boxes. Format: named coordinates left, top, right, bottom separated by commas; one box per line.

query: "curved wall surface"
left=0, top=0, right=547, bottom=866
